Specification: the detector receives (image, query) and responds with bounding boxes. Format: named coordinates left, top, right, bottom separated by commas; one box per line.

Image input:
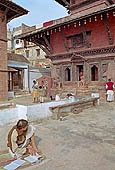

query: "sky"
left=8, top=0, right=67, bottom=29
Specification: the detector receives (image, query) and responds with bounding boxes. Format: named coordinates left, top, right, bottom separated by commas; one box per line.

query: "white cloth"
left=8, top=125, right=35, bottom=158
left=107, top=90, right=114, bottom=101
left=55, top=95, right=60, bottom=101
left=22, top=125, right=35, bottom=148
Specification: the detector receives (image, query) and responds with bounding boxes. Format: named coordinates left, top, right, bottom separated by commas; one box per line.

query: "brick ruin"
left=20, top=0, right=115, bottom=101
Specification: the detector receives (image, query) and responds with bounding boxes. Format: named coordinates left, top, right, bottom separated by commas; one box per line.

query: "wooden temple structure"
left=20, top=0, right=115, bottom=100
left=0, top=0, right=28, bottom=101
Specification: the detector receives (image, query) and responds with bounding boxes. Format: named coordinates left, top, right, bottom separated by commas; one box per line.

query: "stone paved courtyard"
left=0, top=101, right=115, bottom=170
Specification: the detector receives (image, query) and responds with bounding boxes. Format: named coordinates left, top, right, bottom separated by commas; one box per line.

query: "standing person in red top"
left=106, top=79, right=114, bottom=102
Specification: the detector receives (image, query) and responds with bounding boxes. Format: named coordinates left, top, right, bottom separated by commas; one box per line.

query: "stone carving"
left=102, top=64, right=108, bottom=81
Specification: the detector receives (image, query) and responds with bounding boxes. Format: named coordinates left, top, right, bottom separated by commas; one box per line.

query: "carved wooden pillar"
left=83, top=61, right=86, bottom=82
left=98, top=60, right=102, bottom=82
left=62, top=65, right=65, bottom=82
left=71, top=62, right=76, bottom=81
left=114, top=57, right=115, bottom=83
left=59, top=64, right=63, bottom=82
left=103, top=13, right=113, bottom=45
left=86, top=62, right=90, bottom=82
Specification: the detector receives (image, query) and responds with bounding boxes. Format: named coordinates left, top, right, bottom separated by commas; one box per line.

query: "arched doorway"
left=65, top=67, right=71, bottom=81
left=91, top=65, right=98, bottom=81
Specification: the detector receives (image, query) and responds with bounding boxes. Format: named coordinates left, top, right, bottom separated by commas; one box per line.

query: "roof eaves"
left=19, top=4, right=115, bottom=39
left=7, top=53, right=30, bottom=64
left=55, top=0, right=70, bottom=7
left=0, top=0, right=29, bottom=22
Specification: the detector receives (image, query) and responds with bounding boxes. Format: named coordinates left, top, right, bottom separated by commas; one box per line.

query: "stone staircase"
left=60, top=86, right=77, bottom=99
left=76, top=86, right=90, bottom=97
left=14, top=90, right=30, bottom=98
left=51, top=81, right=107, bottom=101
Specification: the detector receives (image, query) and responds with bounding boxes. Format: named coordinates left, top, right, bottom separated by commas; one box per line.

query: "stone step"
left=14, top=90, right=30, bottom=97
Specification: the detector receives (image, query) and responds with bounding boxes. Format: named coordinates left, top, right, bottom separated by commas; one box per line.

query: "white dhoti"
left=107, top=90, right=114, bottom=102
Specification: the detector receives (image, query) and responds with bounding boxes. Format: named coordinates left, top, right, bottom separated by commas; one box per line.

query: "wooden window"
left=71, top=33, right=83, bottom=48
left=91, top=65, right=98, bottom=81
left=26, top=50, right=29, bottom=58
left=16, top=39, right=19, bottom=44
left=67, top=31, right=91, bottom=48
left=36, top=49, right=40, bottom=56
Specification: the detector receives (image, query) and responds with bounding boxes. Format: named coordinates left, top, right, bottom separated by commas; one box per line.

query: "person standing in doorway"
left=79, top=69, right=84, bottom=86
left=106, top=79, right=114, bottom=102
left=32, top=80, right=38, bottom=103
left=79, top=69, right=83, bottom=81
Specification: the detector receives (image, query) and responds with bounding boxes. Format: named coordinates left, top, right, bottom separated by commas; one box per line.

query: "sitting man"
left=7, top=119, right=42, bottom=159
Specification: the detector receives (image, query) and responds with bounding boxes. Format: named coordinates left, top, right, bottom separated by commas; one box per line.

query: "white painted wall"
left=0, top=99, right=75, bottom=125
left=0, top=105, right=27, bottom=125
left=24, top=68, right=29, bottom=91
left=14, top=39, right=23, bottom=49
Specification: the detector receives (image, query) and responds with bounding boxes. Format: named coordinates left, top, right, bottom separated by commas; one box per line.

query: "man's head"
left=16, top=119, right=28, bottom=135
left=33, top=80, right=36, bottom=84
left=108, top=79, right=111, bottom=82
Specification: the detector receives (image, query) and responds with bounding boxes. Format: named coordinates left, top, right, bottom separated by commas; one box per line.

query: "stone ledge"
left=50, top=97, right=99, bottom=119
left=0, top=102, right=15, bottom=110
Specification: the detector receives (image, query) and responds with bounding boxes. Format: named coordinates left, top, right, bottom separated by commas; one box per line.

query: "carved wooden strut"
left=103, top=13, right=113, bottom=45
left=80, top=20, right=91, bottom=48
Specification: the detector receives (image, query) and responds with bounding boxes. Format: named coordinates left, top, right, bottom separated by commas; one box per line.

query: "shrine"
left=20, top=0, right=115, bottom=100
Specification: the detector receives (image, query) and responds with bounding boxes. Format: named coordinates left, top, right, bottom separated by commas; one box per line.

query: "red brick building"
left=20, top=0, right=115, bottom=100
left=0, top=0, right=28, bottom=101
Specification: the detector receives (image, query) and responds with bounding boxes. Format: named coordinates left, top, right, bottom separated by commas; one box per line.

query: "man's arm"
left=106, top=84, right=108, bottom=89
left=31, top=134, right=42, bottom=155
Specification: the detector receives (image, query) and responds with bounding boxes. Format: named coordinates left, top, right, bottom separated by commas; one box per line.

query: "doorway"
left=76, top=65, right=83, bottom=81
left=91, top=65, right=98, bottom=81
left=65, top=67, right=71, bottom=81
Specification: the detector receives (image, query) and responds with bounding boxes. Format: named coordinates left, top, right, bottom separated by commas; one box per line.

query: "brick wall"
left=0, top=10, right=8, bottom=101
left=49, top=10, right=115, bottom=100
left=50, top=11, right=115, bottom=54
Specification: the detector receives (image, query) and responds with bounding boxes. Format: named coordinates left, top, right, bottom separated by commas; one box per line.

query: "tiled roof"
left=55, top=0, right=70, bottom=7
left=7, top=53, right=29, bottom=64
left=8, top=67, right=18, bottom=72
left=0, top=0, right=28, bottom=22
left=55, top=0, right=114, bottom=7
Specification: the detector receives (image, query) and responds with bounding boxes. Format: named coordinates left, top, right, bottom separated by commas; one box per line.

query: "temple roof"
left=0, top=0, right=28, bottom=22
left=19, top=4, right=115, bottom=39
left=8, top=53, right=29, bottom=64
left=55, top=0, right=70, bottom=7
left=55, top=0, right=115, bottom=7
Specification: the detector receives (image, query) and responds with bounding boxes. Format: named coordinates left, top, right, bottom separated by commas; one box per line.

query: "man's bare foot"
left=36, top=149, right=42, bottom=155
